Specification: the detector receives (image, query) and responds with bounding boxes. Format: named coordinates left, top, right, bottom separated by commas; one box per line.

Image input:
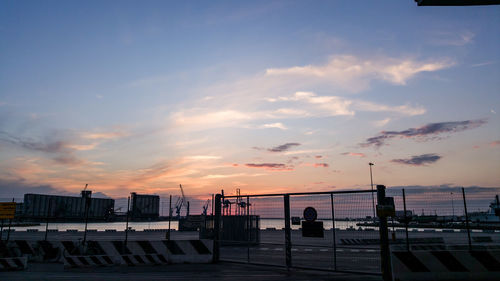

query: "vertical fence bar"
left=6, top=198, right=14, bottom=242
left=284, top=194, right=292, bottom=269
left=402, top=189, right=409, bottom=251
left=125, top=196, right=130, bottom=247
left=377, top=185, right=392, bottom=281
left=330, top=193, right=337, bottom=271
left=44, top=198, right=52, bottom=241
left=213, top=194, right=222, bottom=263
left=462, top=187, right=472, bottom=250
left=167, top=195, right=172, bottom=240
left=247, top=196, right=250, bottom=263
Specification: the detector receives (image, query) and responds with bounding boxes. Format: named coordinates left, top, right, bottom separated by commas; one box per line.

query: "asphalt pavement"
left=0, top=262, right=383, bottom=281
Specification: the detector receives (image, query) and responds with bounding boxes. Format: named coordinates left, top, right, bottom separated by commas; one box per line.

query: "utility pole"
left=369, top=163, right=376, bottom=219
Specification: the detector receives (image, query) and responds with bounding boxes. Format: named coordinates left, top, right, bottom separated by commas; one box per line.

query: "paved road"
left=0, top=262, right=382, bottom=281
left=221, top=245, right=381, bottom=273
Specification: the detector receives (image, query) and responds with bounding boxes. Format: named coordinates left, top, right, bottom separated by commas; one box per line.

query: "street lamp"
left=369, top=163, right=375, bottom=219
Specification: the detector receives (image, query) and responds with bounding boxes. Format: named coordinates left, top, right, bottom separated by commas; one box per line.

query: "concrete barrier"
left=0, top=257, right=27, bottom=271
left=391, top=250, right=500, bottom=281
left=3, top=239, right=213, bottom=268
left=63, top=255, right=117, bottom=268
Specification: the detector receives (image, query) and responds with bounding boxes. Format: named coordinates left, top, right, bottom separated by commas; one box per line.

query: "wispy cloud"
left=259, top=123, right=288, bottom=130
left=81, top=131, right=128, bottom=140
left=266, top=55, right=454, bottom=91
left=373, top=118, right=391, bottom=127
left=313, top=163, right=329, bottom=168
left=185, top=155, right=221, bottom=160
left=267, top=142, right=301, bottom=153
left=490, top=140, right=500, bottom=147
left=391, top=154, right=442, bottom=166
left=341, top=152, right=366, bottom=157
left=430, top=31, right=475, bottom=46
left=270, top=92, right=425, bottom=117
left=471, top=61, right=497, bottom=68
left=361, top=119, right=487, bottom=148
left=244, top=163, right=293, bottom=171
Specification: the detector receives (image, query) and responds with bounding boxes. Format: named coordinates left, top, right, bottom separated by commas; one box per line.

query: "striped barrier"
left=0, top=257, right=27, bottom=271
left=1, top=239, right=213, bottom=268
left=119, top=254, right=168, bottom=266
left=96, top=240, right=213, bottom=265
left=391, top=250, right=500, bottom=281
left=63, top=255, right=117, bottom=268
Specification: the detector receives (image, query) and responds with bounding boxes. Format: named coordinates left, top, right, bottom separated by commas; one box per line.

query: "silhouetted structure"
left=23, top=192, right=114, bottom=220
left=130, top=192, right=160, bottom=219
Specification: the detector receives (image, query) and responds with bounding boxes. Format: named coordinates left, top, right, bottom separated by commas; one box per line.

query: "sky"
left=1, top=1, right=499, bottom=200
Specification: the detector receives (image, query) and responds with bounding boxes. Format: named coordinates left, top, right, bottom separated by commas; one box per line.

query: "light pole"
left=369, top=163, right=375, bottom=219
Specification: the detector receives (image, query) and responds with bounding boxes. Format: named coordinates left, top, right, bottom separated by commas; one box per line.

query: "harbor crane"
left=174, top=184, right=190, bottom=218
left=202, top=199, right=210, bottom=216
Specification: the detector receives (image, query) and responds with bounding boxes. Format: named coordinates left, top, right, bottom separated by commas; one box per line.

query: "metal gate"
left=212, top=188, right=387, bottom=275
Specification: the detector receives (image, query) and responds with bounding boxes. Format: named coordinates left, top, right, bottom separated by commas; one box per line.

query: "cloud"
left=244, top=163, right=293, bottom=171
left=259, top=123, right=288, bottom=130
left=373, top=118, right=391, bottom=127
left=272, top=92, right=425, bottom=117
left=471, top=61, right=497, bottom=68
left=391, top=154, right=442, bottom=166
left=341, top=152, right=366, bottom=157
left=0, top=131, right=67, bottom=154
left=314, top=163, right=329, bottom=168
left=430, top=31, right=475, bottom=47
left=361, top=119, right=487, bottom=147
left=276, top=91, right=355, bottom=116
left=0, top=178, right=113, bottom=199
left=185, top=155, right=221, bottom=160
left=266, top=55, right=454, bottom=91
left=490, top=140, right=500, bottom=147
left=81, top=131, right=128, bottom=140
left=267, top=142, right=301, bottom=152
left=315, top=155, right=322, bottom=159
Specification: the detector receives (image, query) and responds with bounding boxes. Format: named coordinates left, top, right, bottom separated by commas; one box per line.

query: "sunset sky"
left=1, top=1, right=499, bottom=199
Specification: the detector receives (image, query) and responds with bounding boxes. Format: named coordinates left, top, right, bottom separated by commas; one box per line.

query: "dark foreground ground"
left=0, top=262, right=382, bottom=281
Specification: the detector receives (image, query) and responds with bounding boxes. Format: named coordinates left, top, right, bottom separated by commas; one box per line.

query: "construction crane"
left=202, top=199, right=210, bottom=216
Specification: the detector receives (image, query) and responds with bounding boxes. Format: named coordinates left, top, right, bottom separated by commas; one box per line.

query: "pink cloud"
left=341, top=152, right=366, bottom=157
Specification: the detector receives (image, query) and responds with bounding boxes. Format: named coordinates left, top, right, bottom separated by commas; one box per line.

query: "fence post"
left=247, top=196, right=250, bottom=263
left=402, top=189, right=409, bottom=251
left=377, top=185, right=393, bottom=281
left=330, top=193, right=337, bottom=271
left=167, top=195, right=172, bottom=240
left=284, top=194, right=292, bottom=269
left=124, top=196, right=130, bottom=250
left=462, top=187, right=472, bottom=250
left=213, top=194, right=222, bottom=263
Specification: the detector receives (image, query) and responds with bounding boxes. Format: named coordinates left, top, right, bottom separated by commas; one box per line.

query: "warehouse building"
left=23, top=191, right=114, bottom=220
left=130, top=192, right=160, bottom=219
